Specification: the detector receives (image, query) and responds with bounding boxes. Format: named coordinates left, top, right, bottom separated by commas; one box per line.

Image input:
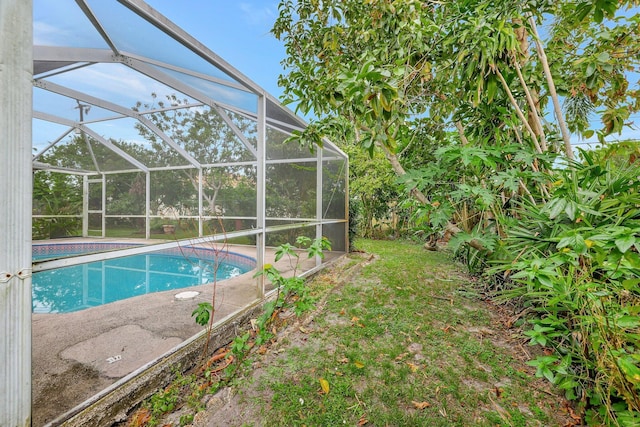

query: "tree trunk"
left=494, top=67, right=543, bottom=154
left=455, top=121, right=470, bottom=145
left=513, top=19, right=548, bottom=153
left=528, top=15, right=574, bottom=160
left=512, top=57, right=548, bottom=152
left=375, top=141, right=488, bottom=252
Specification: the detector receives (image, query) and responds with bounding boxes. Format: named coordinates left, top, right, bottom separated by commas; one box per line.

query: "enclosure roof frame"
left=32, top=0, right=348, bottom=175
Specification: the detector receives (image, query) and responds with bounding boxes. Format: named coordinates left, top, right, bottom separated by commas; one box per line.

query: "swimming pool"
left=32, top=243, right=255, bottom=314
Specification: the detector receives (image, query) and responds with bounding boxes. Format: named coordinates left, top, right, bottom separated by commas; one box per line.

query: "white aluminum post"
left=145, top=171, right=151, bottom=239
left=198, top=167, right=203, bottom=237
left=345, top=159, right=350, bottom=252
left=256, top=94, right=266, bottom=298
left=316, top=149, right=323, bottom=267
left=101, top=174, right=106, bottom=237
left=83, top=175, right=89, bottom=236
left=0, top=0, right=33, bottom=425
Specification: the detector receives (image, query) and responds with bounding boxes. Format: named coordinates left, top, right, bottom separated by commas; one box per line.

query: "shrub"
left=489, top=151, right=640, bottom=425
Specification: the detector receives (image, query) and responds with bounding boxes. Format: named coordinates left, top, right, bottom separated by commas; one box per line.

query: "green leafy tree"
left=33, top=168, right=82, bottom=238
left=273, top=1, right=640, bottom=423
left=346, top=142, right=398, bottom=238
left=272, top=0, right=640, bottom=247
left=134, top=94, right=256, bottom=215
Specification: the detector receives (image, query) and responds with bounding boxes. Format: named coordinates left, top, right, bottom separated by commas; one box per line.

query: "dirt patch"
left=34, top=363, right=110, bottom=426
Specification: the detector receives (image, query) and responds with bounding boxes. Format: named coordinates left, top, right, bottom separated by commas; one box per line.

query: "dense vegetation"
left=31, top=1, right=639, bottom=424
left=272, top=0, right=639, bottom=425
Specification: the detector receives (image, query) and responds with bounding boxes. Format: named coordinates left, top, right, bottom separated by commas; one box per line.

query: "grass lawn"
left=138, top=239, right=573, bottom=426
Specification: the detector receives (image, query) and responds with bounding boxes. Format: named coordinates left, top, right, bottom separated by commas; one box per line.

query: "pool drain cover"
left=175, top=291, right=200, bottom=300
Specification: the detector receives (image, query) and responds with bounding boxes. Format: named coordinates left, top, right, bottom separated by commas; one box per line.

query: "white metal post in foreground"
left=0, top=0, right=33, bottom=426
left=316, top=148, right=323, bottom=267
left=256, top=93, right=266, bottom=298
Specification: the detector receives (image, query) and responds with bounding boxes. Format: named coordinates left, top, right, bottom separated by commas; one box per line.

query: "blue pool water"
left=32, top=244, right=254, bottom=314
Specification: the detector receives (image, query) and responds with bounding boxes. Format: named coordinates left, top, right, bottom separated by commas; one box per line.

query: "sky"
left=31, top=0, right=290, bottom=152
left=31, top=0, right=637, bottom=150
left=144, top=1, right=286, bottom=102
left=145, top=0, right=638, bottom=147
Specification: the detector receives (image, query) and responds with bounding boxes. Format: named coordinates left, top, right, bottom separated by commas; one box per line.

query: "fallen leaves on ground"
left=406, top=362, right=420, bottom=372
left=127, top=408, right=151, bottom=427
left=412, top=401, right=431, bottom=410
left=319, top=378, right=330, bottom=394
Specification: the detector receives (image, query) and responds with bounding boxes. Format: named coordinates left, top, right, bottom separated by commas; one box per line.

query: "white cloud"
left=34, top=2, right=106, bottom=48
left=49, top=63, right=172, bottom=108
left=33, top=21, right=66, bottom=45
left=239, top=3, right=276, bottom=27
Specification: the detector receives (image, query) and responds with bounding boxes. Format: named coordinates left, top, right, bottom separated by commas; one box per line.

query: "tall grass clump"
left=489, top=150, right=640, bottom=425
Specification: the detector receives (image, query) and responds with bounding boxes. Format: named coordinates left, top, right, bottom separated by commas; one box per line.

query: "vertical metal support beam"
left=0, top=1, right=33, bottom=425
left=344, top=159, right=350, bottom=253
left=198, top=168, right=203, bottom=237
left=255, top=94, right=267, bottom=298
left=101, top=174, right=106, bottom=237
left=316, top=149, right=323, bottom=267
left=83, top=175, right=89, bottom=237
left=145, top=172, right=151, bottom=239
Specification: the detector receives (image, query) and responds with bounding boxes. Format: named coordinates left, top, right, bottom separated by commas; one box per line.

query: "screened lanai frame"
left=31, top=0, right=349, bottom=280
left=4, top=1, right=347, bottom=424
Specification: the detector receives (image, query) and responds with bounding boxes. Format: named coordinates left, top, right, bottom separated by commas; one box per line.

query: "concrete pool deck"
left=32, top=238, right=340, bottom=426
